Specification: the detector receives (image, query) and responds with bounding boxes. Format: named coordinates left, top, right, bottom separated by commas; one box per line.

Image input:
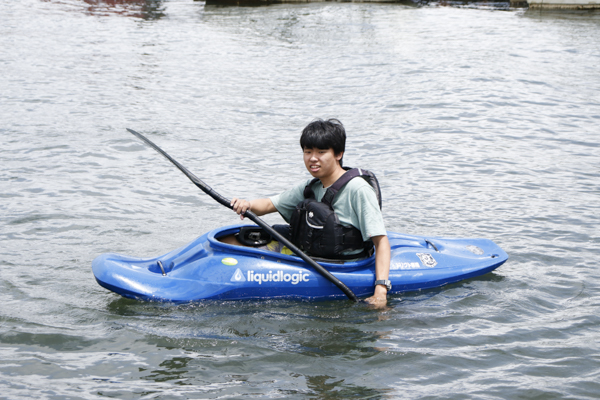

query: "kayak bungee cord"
left=126, top=128, right=359, bottom=302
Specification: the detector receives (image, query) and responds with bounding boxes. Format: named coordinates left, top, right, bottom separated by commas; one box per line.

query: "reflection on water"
left=524, top=7, right=600, bottom=19
left=120, top=300, right=397, bottom=398
left=304, top=374, right=394, bottom=399
left=80, top=0, right=165, bottom=18
left=205, top=0, right=514, bottom=10
left=107, top=297, right=390, bottom=360
left=435, top=0, right=513, bottom=9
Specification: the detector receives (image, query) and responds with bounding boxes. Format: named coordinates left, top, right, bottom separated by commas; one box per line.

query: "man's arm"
left=230, top=198, right=277, bottom=219
left=365, top=235, right=391, bottom=308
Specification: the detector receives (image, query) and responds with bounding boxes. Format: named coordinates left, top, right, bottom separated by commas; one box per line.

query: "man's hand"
left=365, top=284, right=388, bottom=309
left=230, top=198, right=252, bottom=219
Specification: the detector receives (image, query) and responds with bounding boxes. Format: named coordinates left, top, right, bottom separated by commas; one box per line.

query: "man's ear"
left=335, top=151, right=344, bottom=162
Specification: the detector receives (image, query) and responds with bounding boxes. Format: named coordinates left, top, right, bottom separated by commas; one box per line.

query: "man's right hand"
left=230, top=198, right=252, bottom=219
left=230, top=198, right=277, bottom=219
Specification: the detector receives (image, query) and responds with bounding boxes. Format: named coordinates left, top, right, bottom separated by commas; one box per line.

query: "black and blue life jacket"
left=289, top=168, right=382, bottom=260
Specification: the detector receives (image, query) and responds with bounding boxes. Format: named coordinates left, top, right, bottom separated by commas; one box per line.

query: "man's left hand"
left=364, top=284, right=388, bottom=309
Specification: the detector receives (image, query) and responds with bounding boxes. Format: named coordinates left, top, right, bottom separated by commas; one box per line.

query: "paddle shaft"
left=126, top=128, right=358, bottom=302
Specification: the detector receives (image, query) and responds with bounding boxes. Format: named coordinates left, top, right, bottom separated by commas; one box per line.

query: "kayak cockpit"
left=209, top=224, right=376, bottom=269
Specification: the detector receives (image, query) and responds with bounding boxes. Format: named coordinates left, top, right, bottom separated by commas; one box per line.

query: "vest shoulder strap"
left=303, top=177, right=321, bottom=199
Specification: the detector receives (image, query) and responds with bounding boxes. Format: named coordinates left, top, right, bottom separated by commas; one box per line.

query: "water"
left=1, top=0, right=600, bottom=398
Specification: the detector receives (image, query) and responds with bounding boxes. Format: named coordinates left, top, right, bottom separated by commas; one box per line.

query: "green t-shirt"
left=270, top=177, right=387, bottom=242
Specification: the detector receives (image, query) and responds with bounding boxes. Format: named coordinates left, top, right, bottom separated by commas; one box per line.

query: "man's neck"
left=319, top=166, right=346, bottom=188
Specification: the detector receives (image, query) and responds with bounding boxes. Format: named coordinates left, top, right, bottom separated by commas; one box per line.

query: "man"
left=230, top=119, right=391, bottom=308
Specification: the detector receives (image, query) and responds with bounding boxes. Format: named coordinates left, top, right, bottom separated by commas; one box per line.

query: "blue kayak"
left=92, top=224, right=508, bottom=302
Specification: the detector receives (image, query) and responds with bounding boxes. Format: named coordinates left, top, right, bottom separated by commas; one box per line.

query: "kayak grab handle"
left=157, top=260, right=167, bottom=276
left=425, top=240, right=439, bottom=252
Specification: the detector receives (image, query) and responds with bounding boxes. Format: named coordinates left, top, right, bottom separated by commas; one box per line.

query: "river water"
left=2, top=0, right=600, bottom=398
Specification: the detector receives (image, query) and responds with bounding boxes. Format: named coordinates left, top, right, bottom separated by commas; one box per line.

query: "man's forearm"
left=372, top=235, right=391, bottom=281
left=249, top=198, right=277, bottom=216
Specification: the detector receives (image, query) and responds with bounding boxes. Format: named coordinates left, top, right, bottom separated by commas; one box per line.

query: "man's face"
left=303, top=147, right=343, bottom=180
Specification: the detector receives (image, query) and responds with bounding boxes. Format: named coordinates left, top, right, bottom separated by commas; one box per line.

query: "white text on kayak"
left=247, top=270, right=310, bottom=285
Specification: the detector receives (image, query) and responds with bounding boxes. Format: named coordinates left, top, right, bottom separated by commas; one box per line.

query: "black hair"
left=300, top=119, right=346, bottom=166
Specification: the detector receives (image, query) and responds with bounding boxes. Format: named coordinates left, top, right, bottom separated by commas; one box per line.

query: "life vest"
left=289, top=168, right=382, bottom=260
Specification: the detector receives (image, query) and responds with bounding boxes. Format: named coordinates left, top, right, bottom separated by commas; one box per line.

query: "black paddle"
left=126, top=128, right=359, bottom=302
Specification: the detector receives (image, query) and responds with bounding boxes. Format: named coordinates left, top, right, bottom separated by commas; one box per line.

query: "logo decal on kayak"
left=231, top=268, right=246, bottom=282
left=417, top=253, right=437, bottom=268
left=247, top=270, right=310, bottom=285
left=222, top=257, right=238, bottom=266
